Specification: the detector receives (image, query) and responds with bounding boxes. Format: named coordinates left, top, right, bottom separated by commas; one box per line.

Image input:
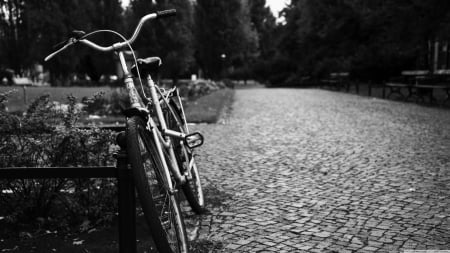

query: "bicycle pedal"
left=185, top=132, right=204, bottom=149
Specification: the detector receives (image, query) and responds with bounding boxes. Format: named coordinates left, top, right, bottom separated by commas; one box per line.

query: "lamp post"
left=220, top=53, right=226, bottom=79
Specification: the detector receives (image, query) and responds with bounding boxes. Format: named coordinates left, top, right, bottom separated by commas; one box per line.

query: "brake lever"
left=70, top=30, right=86, bottom=39
left=44, top=38, right=76, bottom=62
left=45, top=30, right=86, bottom=62
left=53, top=39, right=69, bottom=49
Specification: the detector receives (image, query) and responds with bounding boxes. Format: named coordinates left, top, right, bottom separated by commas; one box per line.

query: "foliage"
left=248, top=0, right=277, bottom=60
left=82, top=91, right=109, bottom=116
left=176, top=79, right=227, bottom=99
left=195, top=0, right=259, bottom=79
left=108, top=88, right=131, bottom=115
left=127, top=0, right=195, bottom=84
left=81, top=89, right=130, bottom=116
left=0, top=90, right=118, bottom=230
left=0, top=0, right=280, bottom=85
left=275, top=0, right=450, bottom=85
left=0, top=89, right=17, bottom=111
left=0, top=0, right=123, bottom=83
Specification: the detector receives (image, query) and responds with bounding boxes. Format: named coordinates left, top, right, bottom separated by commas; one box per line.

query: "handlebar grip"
left=156, top=9, right=176, bottom=19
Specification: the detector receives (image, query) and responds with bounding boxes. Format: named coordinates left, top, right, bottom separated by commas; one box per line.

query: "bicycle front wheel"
left=167, top=102, right=205, bottom=214
left=126, top=116, right=188, bottom=253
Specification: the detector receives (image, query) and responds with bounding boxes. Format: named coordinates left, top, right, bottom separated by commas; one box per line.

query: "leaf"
left=19, top=232, right=32, bottom=239
left=79, top=220, right=90, bottom=232
left=73, top=239, right=84, bottom=245
left=1, top=245, right=18, bottom=252
left=87, top=228, right=97, bottom=234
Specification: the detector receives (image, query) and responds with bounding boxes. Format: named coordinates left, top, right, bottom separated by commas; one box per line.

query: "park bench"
left=385, top=70, right=450, bottom=105
left=385, top=70, right=429, bottom=101
left=0, top=127, right=138, bottom=253
left=420, top=69, right=450, bottom=105
left=321, top=72, right=350, bottom=91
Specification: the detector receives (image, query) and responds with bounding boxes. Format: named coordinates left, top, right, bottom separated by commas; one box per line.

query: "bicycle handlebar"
left=45, top=9, right=176, bottom=61
left=156, top=9, right=177, bottom=18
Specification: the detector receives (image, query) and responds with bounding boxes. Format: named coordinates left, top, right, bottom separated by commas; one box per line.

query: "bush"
left=108, top=88, right=130, bottom=115
left=79, top=88, right=130, bottom=116
left=81, top=91, right=109, bottom=116
left=177, top=79, right=227, bottom=99
left=0, top=90, right=118, bottom=231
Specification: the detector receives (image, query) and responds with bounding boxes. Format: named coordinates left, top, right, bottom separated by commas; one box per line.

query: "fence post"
left=116, top=150, right=137, bottom=253
left=22, top=85, right=27, bottom=105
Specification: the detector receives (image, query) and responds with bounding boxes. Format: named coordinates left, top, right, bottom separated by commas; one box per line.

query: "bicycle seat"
left=131, top=57, right=162, bottom=77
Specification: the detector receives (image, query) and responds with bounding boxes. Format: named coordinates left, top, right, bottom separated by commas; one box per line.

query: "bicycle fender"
left=123, top=107, right=148, bottom=120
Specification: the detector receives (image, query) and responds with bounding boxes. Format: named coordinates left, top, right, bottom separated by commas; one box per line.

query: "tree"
left=195, top=0, right=258, bottom=79
left=0, top=0, right=27, bottom=74
left=85, top=0, right=124, bottom=81
left=0, top=0, right=123, bottom=84
left=248, top=0, right=276, bottom=59
left=275, top=0, right=450, bottom=85
left=281, top=0, right=360, bottom=76
left=127, top=0, right=194, bottom=85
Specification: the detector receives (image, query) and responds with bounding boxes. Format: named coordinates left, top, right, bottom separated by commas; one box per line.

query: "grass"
left=77, top=88, right=235, bottom=126
left=184, top=88, right=235, bottom=124
left=1, top=86, right=235, bottom=124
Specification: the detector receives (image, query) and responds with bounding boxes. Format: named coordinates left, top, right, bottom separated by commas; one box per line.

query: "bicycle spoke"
left=126, top=116, right=187, bottom=253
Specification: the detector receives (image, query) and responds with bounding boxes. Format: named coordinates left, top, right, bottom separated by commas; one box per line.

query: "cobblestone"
left=189, top=88, right=450, bottom=252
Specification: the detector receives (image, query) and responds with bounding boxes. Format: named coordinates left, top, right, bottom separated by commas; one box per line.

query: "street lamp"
left=220, top=53, right=226, bottom=79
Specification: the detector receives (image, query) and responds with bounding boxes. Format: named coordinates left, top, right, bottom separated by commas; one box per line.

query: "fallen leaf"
left=87, top=228, right=97, bottom=234
left=1, top=246, right=18, bottom=252
left=73, top=240, right=84, bottom=245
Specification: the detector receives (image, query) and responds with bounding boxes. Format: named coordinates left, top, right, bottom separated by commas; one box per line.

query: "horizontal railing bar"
left=0, top=166, right=118, bottom=179
left=76, top=125, right=126, bottom=131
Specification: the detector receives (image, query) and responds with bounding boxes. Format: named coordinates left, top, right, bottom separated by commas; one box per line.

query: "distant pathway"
left=190, top=88, right=450, bottom=252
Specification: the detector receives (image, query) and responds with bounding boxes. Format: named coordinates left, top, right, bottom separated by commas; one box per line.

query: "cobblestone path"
left=189, top=88, right=450, bottom=252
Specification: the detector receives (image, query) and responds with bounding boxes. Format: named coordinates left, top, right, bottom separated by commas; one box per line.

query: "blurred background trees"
left=0, top=0, right=123, bottom=84
left=278, top=0, right=450, bottom=85
left=126, top=0, right=194, bottom=85
left=195, top=0, right=259, bottom=79
left=1, top=0, right=450, bottom=86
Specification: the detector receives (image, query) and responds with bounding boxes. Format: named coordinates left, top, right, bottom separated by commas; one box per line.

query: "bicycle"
left=45, top=9, right=205, bottom=253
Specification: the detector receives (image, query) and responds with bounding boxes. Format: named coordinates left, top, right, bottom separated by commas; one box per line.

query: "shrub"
left=0, top=90, right=118, bottom=231
left=81, top=91, right=109, bottom=116
left=108, top=88, right=130, bottom=115
left=78, top=89, right=130, bottom=116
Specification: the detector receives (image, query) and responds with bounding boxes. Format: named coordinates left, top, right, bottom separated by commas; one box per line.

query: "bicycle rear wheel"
left=167, top=102, right=205, bottom=214
left=126, top=116, right=188, bottom=253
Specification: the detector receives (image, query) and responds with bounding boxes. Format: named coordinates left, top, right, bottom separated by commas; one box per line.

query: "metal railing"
left=0, top=145, right=137, bottom=253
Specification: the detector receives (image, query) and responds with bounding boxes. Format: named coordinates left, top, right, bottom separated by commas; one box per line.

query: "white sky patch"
left=121, top=0, right=291, bottom=16
left=266, top=0, right=290, bottom=17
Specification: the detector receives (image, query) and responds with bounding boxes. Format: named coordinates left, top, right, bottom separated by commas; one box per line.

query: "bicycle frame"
left=44, top=10, right=202, bottom=252
left=45, top=9, right=197, bottom=193
left=117, top=50, right=189, bottom=189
